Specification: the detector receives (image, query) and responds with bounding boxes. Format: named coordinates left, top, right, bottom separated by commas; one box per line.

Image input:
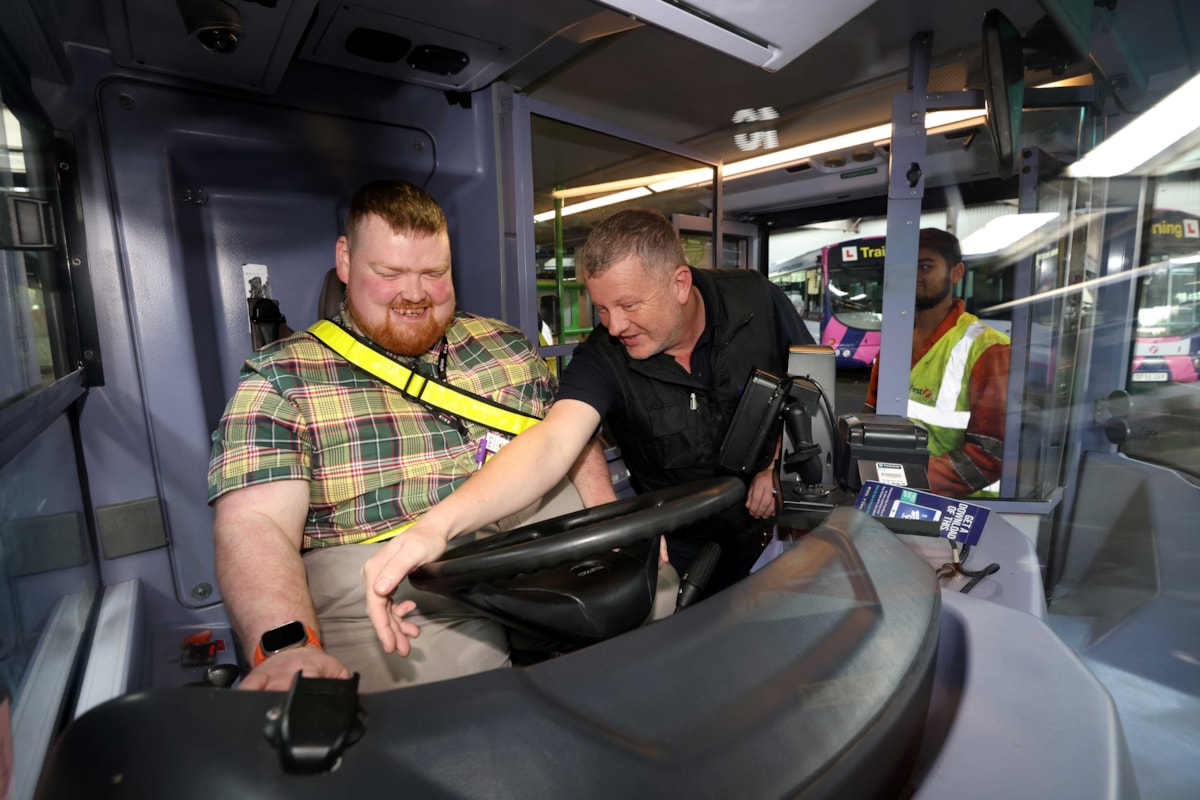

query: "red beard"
left=348, top=300, right=448, bottom=356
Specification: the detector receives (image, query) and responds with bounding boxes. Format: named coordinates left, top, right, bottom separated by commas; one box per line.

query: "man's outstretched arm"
left=361, top=399, right=603, bottom=653
left=568, top=435, right=619, bottom=507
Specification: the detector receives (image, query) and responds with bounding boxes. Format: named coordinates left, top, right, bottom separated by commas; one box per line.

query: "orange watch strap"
left=251, top=623, right=322, bottom=667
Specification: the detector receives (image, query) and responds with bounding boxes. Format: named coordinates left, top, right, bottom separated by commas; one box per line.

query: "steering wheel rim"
left=408, top=477, right=746, bottom=593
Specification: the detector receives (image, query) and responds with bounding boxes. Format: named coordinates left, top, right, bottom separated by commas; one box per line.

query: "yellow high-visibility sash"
left=307, top=320, right=543, bottom=543
left=357, top=519, right=415, bottom=545
left=308, top=320, right=542, bottom=437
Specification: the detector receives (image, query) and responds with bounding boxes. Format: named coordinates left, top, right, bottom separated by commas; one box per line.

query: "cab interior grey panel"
left=96, top=78, right=439, bottom=606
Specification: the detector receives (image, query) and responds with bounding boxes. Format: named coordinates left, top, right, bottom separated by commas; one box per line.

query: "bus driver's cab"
left=3, top=1, right=1199, bottom=798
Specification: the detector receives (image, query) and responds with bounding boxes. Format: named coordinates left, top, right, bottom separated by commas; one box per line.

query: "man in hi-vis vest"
left=864, top=228, right=1010, bottom=497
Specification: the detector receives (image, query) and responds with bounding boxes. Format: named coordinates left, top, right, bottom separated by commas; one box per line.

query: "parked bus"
left=1132, top=210, right=1200, bottom=383
left=817, top=237, right=887, bottom=368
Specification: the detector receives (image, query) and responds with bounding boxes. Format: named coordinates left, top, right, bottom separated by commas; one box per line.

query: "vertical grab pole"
left=554, top=186, right=568, bottom=338
left=876, top=32, right=933, bottom=417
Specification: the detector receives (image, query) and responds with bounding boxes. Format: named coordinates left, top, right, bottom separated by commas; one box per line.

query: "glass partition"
left=2, top=415, right=98, bottom=797
left=530, top=114, right=717, bottom=347
left=0, top=55, right=96, bottom=798
left=765, top=190, right=1091, bottom=502
left=1, top=94, right=70, bottom=410
left=0, top=417, right=97, bottom=691
left=1120, top=168, right=1200, bottom=476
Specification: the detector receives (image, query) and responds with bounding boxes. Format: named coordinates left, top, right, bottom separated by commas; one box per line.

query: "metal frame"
left=0, top=48, right=96, bottom=468
left=0, top=370, right=84, bottom=471
left=54, top=132, right=104, bottom=388
left=504, top=90, right=722, bottom=357
left=876, top=32, right=933, bottom=417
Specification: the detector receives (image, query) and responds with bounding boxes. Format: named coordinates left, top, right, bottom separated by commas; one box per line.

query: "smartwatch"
left=252, top=620, right=322, bottom=667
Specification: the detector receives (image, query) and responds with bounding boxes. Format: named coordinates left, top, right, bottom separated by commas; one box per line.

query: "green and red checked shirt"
left=207, top=312, right=554, bottom=549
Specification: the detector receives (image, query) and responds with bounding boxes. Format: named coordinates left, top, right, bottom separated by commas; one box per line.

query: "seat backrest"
left=318, top=268, right=345, bottom=320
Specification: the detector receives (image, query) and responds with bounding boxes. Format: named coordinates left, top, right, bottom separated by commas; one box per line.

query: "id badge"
left=475, top=431, right=512, bottom=469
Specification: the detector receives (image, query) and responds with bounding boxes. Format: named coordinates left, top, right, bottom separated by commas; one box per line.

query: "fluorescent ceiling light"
left=551, top=169, right=710, bottom=199
left=959, top=212, right=1060, bottom=256
left=534, top=187, right=651, bottom=222
left=1036, top=74, right=1094, bottom=88
left=535, top=108, right=986, bottom=221
left=724, top=109, right=983, bottom=180
left=648, top=168, right=719, bottom=193
left=1067, top=70, right=1200, bottom=178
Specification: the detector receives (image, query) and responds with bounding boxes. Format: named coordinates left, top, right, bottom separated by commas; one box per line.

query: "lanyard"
left=419, top=336, right=466, bottom=436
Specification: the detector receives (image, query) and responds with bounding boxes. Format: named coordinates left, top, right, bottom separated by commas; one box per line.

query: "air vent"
left=297, top=4, right=509, bottom=91
left=785, top=162, right=812, bottom=173
left=407, top=44, right=469, bottom=76
left=344, top=28, right=411, bottom=63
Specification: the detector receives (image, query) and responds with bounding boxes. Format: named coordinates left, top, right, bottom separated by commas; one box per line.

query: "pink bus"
left=1132, top=211, right=1200, bottom=384
left=819, top=237, right=887, bottom=368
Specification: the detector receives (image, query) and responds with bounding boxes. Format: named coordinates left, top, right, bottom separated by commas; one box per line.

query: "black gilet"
left=589, top=268, right=787, bottom=493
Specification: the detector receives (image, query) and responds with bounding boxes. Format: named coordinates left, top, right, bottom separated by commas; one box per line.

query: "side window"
left=1122, top=184, right=1200, bottom=477
left=0, top=70, right=99, bottom=796
left=1, top=101, right=71, bottom=406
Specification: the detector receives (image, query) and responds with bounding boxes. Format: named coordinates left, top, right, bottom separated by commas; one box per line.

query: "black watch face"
left=261, top=620, right=306, bottom=654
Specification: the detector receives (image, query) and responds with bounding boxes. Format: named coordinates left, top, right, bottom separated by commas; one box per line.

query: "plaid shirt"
left=208, top=312, right=554, bottom=549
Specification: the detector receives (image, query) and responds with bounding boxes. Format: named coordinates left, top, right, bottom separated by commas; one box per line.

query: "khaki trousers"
left=303, top=479, right=679, bottom=693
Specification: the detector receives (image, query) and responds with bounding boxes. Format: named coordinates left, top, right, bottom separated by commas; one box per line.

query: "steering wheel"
left=408, top=477, right=746, bottom=594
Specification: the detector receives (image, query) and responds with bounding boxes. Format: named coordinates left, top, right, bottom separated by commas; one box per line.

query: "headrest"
left=318, top=268, right=345, bottom=320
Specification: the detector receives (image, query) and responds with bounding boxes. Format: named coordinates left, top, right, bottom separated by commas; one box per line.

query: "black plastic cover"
left=38, top=507, right=939, bottom=800
left=718, top=367, right=790, bottom=476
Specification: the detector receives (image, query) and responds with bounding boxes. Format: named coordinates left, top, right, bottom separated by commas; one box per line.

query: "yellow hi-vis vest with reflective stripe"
left=306, top=320, right=544, bottom=543
left=906, top=313, right=1009, bottom=497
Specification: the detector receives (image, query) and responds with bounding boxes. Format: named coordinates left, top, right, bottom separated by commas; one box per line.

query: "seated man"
left=864, top=227, right=1010, bottom=497
left=207, top=179, right=620, bottom=692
